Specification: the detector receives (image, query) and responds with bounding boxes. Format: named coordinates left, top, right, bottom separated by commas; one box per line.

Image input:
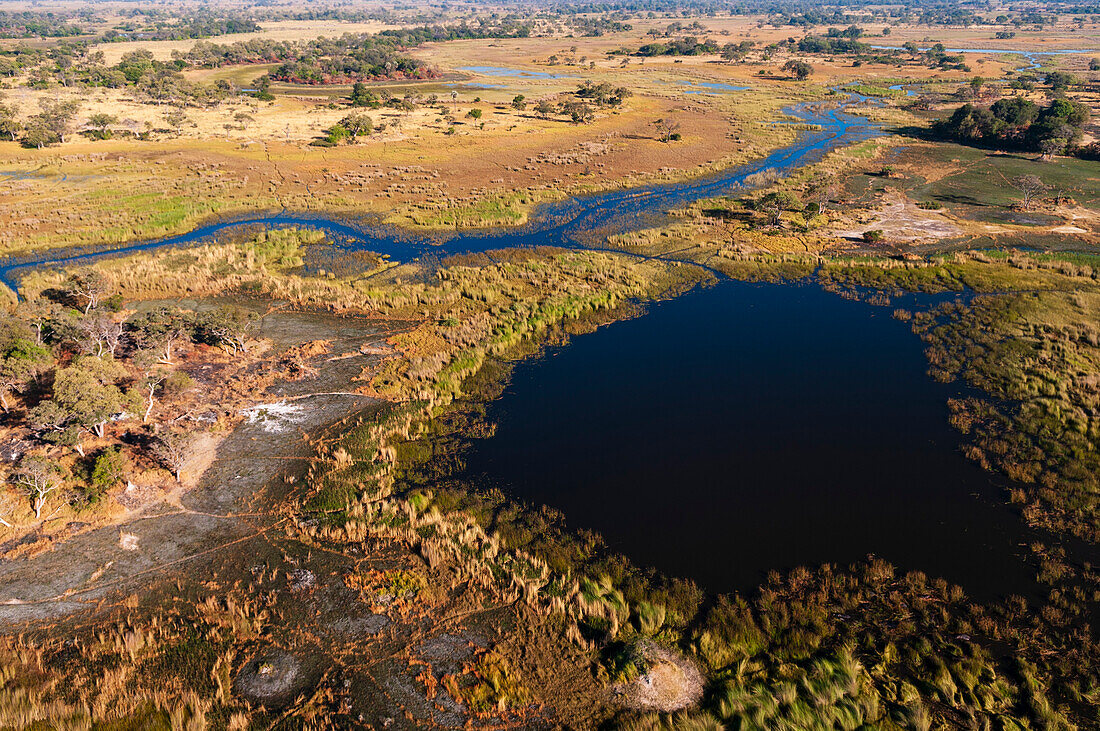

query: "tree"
left=0, top=488, right=19, bottom=528
left=653, top=118, right=681, bottom=142
left=1091, top=58, right=1100, bottom=72
left=129, top=306, right=190, bottom=364
left=21, top=299, right=66, bottom=346
left=349, top=81, right=377, bottom=108
left=1011, top=174, right=1048, bottom=211
left=756, top=191, right=802, bottom=226
left=86, top=112, right=116, bottom=139
left=76, top=311, right=124, bottom=357
left=466, top=108, right=483, bottom=120
left=783, top=60, right=813, bottom=81
left=35, top=98, right=81, bottom=144
left=28, top=400, right=83, bottom=455
left=534, top=100, right=555, bottom=119
left=192, top=306, right=257, bottom=354
left=0, top=101, right=20, bottom=142
left=14, top=456, right=63, bottom=520
left=1039, top=136, right=1068, bottom=159
left=807, top=177, right=840, bottom=213
left=233, top=111, right=254, bottom=130
left=21, top=120, right=55, bottom=149
left=152, top=428, right=199, bottom=482
left=165, top=107, right=189, bottom=135
left=0, top=326, right=51, bottom=412
left=338, top=112, right=373, bottom=141
left=511, top=94, right=526, bottom=111
left=53, top=355, right=127, bottom=440
left=1045, top=71, right=1078, bottom=93
left=66, top=271, right=110, bottom=314
left=720, top=41, right=753, bottom=63
left=560, top=102, right=593, bottom=125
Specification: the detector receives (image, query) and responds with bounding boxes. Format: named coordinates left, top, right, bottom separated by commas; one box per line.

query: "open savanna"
left=0, top=59, right=812, bottom=254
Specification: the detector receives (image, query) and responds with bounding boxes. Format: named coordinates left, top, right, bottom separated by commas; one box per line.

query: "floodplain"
left=0, top=1, right=1099, bottom=728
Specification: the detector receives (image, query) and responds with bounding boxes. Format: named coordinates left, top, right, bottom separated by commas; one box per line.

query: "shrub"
left=89, top=447, right=128, bottom=502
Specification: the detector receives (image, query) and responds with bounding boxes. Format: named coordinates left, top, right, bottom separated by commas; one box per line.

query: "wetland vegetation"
left=1, top=0, right=1100, bottom=728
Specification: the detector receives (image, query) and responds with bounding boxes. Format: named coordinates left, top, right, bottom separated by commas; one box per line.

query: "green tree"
left=511, top=94, right=526, bottom=111
left=783, top=60, right=813, bottom=81
left=53, top=355, right=127, bottom=440
left=21, top=119, right=55, bottom=149
left=1046, top=71, right=1078, bottom=93
left=0, top=100, right=20, bottom=142
left=339, top=112, right=373, bottom=141
left=348, top=81, right=377, bottom=107
left=128, top=307, right=190, bottom=364
left=756, top=191, right=802, bottom=225
left=35, top=98, right=81, bottom=144
left=254, top=74, right=274, bottom=101
left=0, top=329, right=51, bottom=412
left=117, top=50, right=156, bottom=84
left=466, top=108, right=483, bottom=120
left=192, top=306, right=257, bottom=354
left=86, top=112, right=116, bottom=139
left=164, top=107, right=189, bottom=136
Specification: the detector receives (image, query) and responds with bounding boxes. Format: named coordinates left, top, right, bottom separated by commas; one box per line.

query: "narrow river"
left=0, top=93, right=879, bottom=288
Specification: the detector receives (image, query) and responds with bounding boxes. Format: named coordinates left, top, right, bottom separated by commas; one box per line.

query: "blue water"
left=0, top=94, right=880, bottom=291
left=887, top=83, right=918, bottom=97
left=461, top=281, right=1041, bottom=601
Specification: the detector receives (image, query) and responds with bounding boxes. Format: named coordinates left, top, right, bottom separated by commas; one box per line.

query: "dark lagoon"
left=460, top=280, right=1040, bottom=601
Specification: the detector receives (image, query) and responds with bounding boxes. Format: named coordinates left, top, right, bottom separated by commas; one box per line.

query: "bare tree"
left=67, top=271, right=110, bottom=314
left=77, top=311, right=124, bottom=357
left=1011, top=174, right=1048, bottom=211
left=14, top=456, right=63, bottom=520
left=653, top=117, right=681, bottom=142
left=807, top=177, right=840, bottom=213
left=134, top=357, right=168, bottom=424
left=0, top=488, right=20, bottom=528
left=152, top=429, right=199, bottom=482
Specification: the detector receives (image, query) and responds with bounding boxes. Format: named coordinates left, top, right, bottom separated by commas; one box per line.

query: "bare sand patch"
left=834, top=192, right=963, bottom=243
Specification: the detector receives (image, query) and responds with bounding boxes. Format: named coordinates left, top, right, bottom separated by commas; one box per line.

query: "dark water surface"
left=462, top=281, right=1039, bottom=601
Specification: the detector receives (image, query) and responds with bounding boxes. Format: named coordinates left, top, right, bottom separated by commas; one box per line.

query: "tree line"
left=175, top=22, right=534, bottom=84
